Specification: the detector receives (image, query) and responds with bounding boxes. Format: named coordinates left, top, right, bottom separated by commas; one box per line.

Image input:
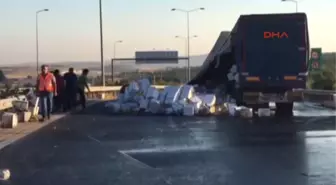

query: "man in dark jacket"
left=120, top=83, right=129, bottom=94
left=63, top=67, right=78, bottom=111
left=77, top=69, right=91, bottom=110
left=53, top=69, right=65, bottom=112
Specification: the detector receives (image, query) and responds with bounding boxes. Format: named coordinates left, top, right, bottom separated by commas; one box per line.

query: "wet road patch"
left=98, top=132, right=146, bottom=141
left=120, top=148, right=223, bottom=169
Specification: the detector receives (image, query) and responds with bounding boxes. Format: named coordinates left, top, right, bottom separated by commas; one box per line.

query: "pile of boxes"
left=105, top=78, right=274, bottom=117
left=0, top=89, right=39, bottom=128
left=105, top=78, right=225, bottom=116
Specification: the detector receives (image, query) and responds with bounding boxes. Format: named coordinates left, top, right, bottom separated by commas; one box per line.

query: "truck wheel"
left=233, top=88, right=246, bottom=106
left=250, top=103, right=269, bottom=117
left=236, top=100, right=246, bottom=107
left=275, top=102, right=294, bottom=117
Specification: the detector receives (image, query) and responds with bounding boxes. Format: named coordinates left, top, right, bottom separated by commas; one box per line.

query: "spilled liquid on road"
left=293, top=102, right=336, bottom=117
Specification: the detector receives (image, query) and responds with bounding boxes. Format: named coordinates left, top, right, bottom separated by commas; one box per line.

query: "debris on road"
left=1, top=112, right=18, bottom=128
left=105, top=78, right=235, bottom=116
left=0, top=169, right=10, bottom=181
left=0, top=88, right=40, bottom=128
left=104, top=78, right=277, bottom=118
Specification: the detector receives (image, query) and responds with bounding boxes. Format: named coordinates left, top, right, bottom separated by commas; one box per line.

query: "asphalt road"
left=0, top=102, right=335, bottom=185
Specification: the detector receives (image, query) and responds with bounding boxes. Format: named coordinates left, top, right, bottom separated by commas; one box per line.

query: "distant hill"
left=0, top=54, right=208, bottom=77
left=323, top=52, right=336, bottom=62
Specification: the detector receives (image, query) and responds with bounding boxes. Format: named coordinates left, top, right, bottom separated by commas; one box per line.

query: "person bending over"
left=77, top=69, right=91, bottom=110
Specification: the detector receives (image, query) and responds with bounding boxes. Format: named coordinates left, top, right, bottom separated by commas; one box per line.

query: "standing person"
left=53, top=69, right=65, bottom=112
left=119, top=82, right=129, bottom=94
left=77, top=69, right=90, bottom=110
left=63, top=67, right=78, bottom=111
left=36, top=65, right=57, bottom=122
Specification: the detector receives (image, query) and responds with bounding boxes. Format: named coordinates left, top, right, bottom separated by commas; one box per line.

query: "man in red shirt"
left=36, top=65, right=57, bottom=122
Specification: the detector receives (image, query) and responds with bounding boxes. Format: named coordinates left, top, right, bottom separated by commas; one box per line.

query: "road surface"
left=0, top=102, right=335, bottom=185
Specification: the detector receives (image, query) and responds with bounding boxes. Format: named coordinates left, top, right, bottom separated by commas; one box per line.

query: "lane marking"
left=87, top=135, right=102, bottom=144
left=304, top=117, right=330, bottom=125
left=120, top=145, right=217, bottom=154
left=118, top=151, right=153, bottom=169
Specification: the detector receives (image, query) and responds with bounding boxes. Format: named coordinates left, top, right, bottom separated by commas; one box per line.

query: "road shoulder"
left=0, top=100, right=100, bottom=151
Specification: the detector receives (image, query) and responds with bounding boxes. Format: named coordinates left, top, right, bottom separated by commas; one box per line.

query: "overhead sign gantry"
left=110, top=50, right=188, bottom=82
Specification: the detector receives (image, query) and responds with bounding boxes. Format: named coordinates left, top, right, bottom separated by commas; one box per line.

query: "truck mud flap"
left=242, top=92, right=260, bottom=104
left=286, top=91, right=303, bottom=102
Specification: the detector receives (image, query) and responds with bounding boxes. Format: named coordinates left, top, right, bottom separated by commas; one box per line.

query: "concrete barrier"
left=322, top=102, right=336, bottom=109
left=0, top=86, right=167, bottom=104
left=86, top=85, right=166, bottom=92
left=0, top=98, right=18, bottom=111
left=85, top=85, right=166, bottom=100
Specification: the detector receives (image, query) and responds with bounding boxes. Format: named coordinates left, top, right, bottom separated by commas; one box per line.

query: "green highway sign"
left=308, top=48, right=322, bottom=72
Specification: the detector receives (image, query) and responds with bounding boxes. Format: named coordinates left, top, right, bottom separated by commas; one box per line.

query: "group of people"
left=36, top=65, right=91, bottom=122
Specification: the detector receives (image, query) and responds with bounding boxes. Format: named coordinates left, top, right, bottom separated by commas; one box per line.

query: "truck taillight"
left=246, top=76, right=260, bottom=82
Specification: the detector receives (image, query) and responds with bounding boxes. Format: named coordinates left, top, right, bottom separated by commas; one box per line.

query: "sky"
left=1, top=0, right=336, bottom=65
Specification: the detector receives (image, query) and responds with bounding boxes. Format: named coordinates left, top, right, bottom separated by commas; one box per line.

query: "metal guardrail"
left=1, top=86, right=335, bottom=110
left=0, top=85, right=166, bottom=111
left=0, top=85, right=167, bottom=92
left=2, top=86, right=335, bottom=94
left=85, top=85, right=166, bottom=100
left=293, top=88, right=336, bottom=95
left=86, top=85, right=166, bottom=92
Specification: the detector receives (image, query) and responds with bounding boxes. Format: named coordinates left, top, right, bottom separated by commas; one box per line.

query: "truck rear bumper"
left=240, top=81, right=306, bottom=93
left=242, top=91, right=303, bottom=104
left=239, top=80, right=306, bottom=103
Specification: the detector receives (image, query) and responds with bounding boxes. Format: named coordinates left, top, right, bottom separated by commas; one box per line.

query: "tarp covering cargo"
left=189, top=29, right=234, bottom=85
left=189, top=31, right=231, bottom=85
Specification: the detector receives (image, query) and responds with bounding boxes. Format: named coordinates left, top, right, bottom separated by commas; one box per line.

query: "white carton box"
left=183, top=104, right=195, bottom=116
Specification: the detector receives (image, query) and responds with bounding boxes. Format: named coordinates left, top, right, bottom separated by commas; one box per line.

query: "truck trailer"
left=189, top=13, right=310, bottom=116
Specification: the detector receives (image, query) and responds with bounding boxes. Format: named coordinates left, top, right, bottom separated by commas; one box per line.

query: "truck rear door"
left=241, top=14, right=308, bottom=89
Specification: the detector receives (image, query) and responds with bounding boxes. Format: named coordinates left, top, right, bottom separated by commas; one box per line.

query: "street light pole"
left=113, top=40, right=123, bottom=59
left=111, top=40, right=123, bottom=82
left=36, top=9, right=49, bottom=77
left=99, top=0, right=105, bottom=86
left=175, top=35, right=198, bottom=54
left=186, top=12, right=190, bottom=82
left=281, top=0, right=298, bottom=12
left=171, top=7, right=204, bottom=82
left=175, top=35, right=197, bottom=82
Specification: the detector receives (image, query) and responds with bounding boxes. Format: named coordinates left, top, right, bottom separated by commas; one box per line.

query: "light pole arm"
left=188, top=8, right=204, bottom=13
left=172, top=8, right=188, bottom=12
left=282, top=0, right=298, bottom=12
left=172, top=8, right=204, bottom=13
left=35, top=9, right=49, bottom=76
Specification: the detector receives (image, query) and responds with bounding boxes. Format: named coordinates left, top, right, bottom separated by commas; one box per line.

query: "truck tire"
left=233, top=88, right=246, bottom=106
left=250, top=103, right=269, bottom=111
left=249, top=103, right=269, bottom=117
left=275, top=102, right=294, bottom=117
